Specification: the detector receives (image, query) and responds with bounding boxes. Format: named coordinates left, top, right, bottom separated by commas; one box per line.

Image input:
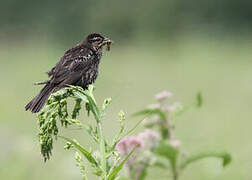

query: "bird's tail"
left=25, top=83, right=55, bottom=113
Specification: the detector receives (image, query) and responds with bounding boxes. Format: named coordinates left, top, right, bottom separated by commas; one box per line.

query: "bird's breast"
left=86, top=65, right=98, bottom=82
left=77, top=50, right=103, bottom=88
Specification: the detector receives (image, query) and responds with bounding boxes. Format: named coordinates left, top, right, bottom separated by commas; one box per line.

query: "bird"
left=25, top=33, right=112, bottom=113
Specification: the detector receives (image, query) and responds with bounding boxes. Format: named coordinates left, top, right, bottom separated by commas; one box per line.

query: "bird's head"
left=83, top=33, right=112, bottom=51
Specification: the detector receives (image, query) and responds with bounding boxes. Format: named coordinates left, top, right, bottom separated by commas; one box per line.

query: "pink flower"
left=162, top=102, right=183, bottom=112
left=116, top=136, right=144, bottom=156
left=155, top=91, right=172, bottom=102
left=170, top=139, right=181, bottom=147
left=138, top=129, right=160, bottom=150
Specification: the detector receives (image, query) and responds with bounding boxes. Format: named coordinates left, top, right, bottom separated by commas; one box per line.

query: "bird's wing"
left=50, top=47, right=93, bottom=85
left=46, top=44, right=84, bottom=77
left=68, top=54, right=94, bottom=71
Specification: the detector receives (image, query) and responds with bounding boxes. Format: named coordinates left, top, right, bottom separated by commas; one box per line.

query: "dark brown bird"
left=25, top=33, right=112, bottom=113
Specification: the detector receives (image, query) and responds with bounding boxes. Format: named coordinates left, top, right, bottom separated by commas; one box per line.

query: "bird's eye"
left=91, top=37, right=102, bottom=42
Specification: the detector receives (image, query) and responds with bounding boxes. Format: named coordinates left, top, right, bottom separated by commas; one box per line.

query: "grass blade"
left=59, top=136, right=98, bottom=167
left=108, top=146, right=137, bottom=180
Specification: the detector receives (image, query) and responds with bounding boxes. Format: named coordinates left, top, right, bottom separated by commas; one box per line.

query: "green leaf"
left=152, top=160, right=169, bottom=169
left=59, top=136, right=98, bottom=167
left=108, top=146, right=137, bottom=180
left=196, top=91, right=203, bottom=107
left=72, top=91, right=88, bottom=102
left=155, top=143, right=179, bottom=172
left=133, top=108, right=167, bottom=121
left=174, top=91, right=203, bottom=117
left=122, top=117, right=145, bottom=138
left=180, top=151, right=232, bottom=170
left=222, top=153, right=232, bottom=166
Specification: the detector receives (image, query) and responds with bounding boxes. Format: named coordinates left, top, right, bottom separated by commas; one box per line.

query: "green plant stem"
left=171, top=164, right=178, bottom=180
left=86, top=87, right=107, bottom=179
left=166, top=107, right=178, bottom=180
left=98, top=119, right=107, bottom=179
left=173, top=171, right=178, bottom=180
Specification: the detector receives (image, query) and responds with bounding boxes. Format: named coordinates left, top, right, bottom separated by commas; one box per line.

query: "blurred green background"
left=1, top=0, right=252, bottom=179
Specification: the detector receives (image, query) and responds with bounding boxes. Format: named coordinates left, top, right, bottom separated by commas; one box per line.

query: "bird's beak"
left=103, top=37, right=113, bottom=51
left=103, top=37, right=113, bottom=43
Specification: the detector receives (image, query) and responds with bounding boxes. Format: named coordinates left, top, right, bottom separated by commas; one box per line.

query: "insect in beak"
left=103, top=37, right=112, bottom=43
left=100, top=37, right=113, bottom=51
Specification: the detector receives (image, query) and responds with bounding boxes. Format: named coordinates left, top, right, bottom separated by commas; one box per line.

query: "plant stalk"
left=173, top=171, right=178, bottom=180
left=98, top=119, right=107, bottom=179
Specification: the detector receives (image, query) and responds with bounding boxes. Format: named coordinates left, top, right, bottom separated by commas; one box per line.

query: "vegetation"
left=35, top=84, right=231, bottom=179
left=1, top=0, right=252, bottom=42
left=1, top=38, right=250, bottom=179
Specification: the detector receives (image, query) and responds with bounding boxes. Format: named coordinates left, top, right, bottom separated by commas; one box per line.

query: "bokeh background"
left=1, top=0, right=252, bottom=179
